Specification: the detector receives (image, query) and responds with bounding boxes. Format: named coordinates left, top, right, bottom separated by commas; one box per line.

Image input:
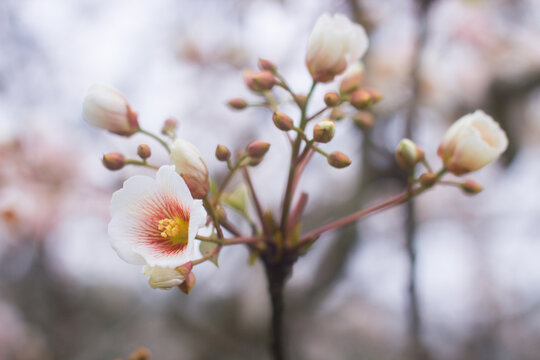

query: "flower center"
left=158, top=217, right=189, bottom=245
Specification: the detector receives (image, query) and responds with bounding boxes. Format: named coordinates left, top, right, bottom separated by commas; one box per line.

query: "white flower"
left=438, top=110, right=508, bottom=175
left=170, top=139, right=209, bottom=199
left=82, top=84, right=139, bottom=136
left=143, top=265, right=185, bottom=289
left=108, top=165, right=207, bottom=268
left=306, top=13, right=369, bottom=83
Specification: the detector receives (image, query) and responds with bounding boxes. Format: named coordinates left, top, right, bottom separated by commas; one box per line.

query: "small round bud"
left=272, top=112, right=294, bottom=131
left=352, top=111, right=374, bottom=130
left=395, top=139, right=424, bottom=171
left=102, top=152, right=125, bottom=171
left=161, top=118, right=178, bottom=136
left=461, top=179, right=483, bottom=194
left=248, top=156, right=265, bottom=167
left=246, top=140, right=271, bottom=158
left=227, top=98, right=248, bottom=110
left=339, top=64, right=364, bottom=95
left=137, top=144, right=151, bottom=160
left=313, top=119, right=336, bottom=143
left=350, top=89, right=372, bottom=109
left=328, top=152, right=351, bottom=168
left=419, top=172, right=438, bottom=188
left=258, top=58, right=277, bottom=73
left=366, top=88, right=382, bottom=103
left=329, top=107, right=345, bottom=121
left=295, top=94, right=307, bottom=109
left=215, top=145, right=231, bottom=162
left=129, top=347, right=151, bottom=360
left=243, top=70, right=276, bottom=92
left=324, top=92, right=340, bottom=107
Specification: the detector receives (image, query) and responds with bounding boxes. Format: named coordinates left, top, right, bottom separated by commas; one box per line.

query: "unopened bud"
left=272, top=112, right=294, bottom=131
left=137, top=144, right=151, bottom=160
left=350, top=89, right=372, bottom=109
left=248, top=156, right=265, bottom=167
left=227, top=98, right=248, bottom=110
left=161, top=118, right=178, bottom=136
left=102, top=153, right=125, bottom=171
left=352, top=111, right=374, bottom=130
left=328, top=152, right=351, bottom=168
left=395, top=139, right=424, bottom=171
left=177, top=261, right=193, bottom=276
left=419, top=172, right=438, bottom=188
left=329, top=107, right=345, bottom=121
left=339, top=64, right=364, bottom=95
left=365, top=89, right=382, bottom=103
left=247, top=140, right=270, bottom=158
left=215, top=144, right=231, bottom=162
left=313, top=119, right=336, bottom=143
left=324, top=92, right=340, bottom=107
left=243, top=70, right=275, bottom=92
left=295, top=94, right=307, bottom=109
left=461, top=179, right=483, bottom=194
left=178, top=271, right=196, bottom=294
left=258, top=58, right=277, bottom=73
left=129, top=347, right=151, bottom=360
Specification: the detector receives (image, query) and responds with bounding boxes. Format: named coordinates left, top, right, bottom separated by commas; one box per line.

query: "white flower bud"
left=438, top=110, right=508, bottom=175
left=170, top=139, right=209, bottom=199
left=82, top=84, right=139, bottom=136
left=143, top=265, right=185, bottom=290
left=306, top=13, right=369, bottom=83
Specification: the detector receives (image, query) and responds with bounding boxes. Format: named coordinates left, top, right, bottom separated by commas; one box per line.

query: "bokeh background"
left=1, top=0, right=540, bottom=359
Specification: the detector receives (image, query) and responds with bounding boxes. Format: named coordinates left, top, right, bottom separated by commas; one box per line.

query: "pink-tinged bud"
left=352, top=111, right=374, bottom=130
left=258, top=58, right=277, bottom=73
left=306, top=14, right=369, bottom=83
left=243, top=70, right=275, bottom=92
left=295, top=94, right=307, bottom=109
left=161, top=118, right=178, bottom=137
left=328, top=152, right=351, bottom=168
left=227, top=98, right=248, bottom=110
left=365, top=88, right=382, bottom=103
left=82, top=84, right=140, bottom=136
left=438, top=110, right=508, bottom=175
left=137, top=144, right=151, bottom=160
left=247, top=140, right=270, bottom=158
left=248, top=156, right=264, bottom=167
left=177, top=261, right=193, bottom=276
left=350, top=89, right=372, bottom=109
left=324, top=92, right=340, bottom=107
left=102, top=152, right=125, bottom=171
left=330, top=107, right=345, bottom=121
left=272, top=112, right=294, bottom=131
left=339, top=63, right=364, bottom=94
left=129, top=347, right=151, bottom=360
left=313, top=119, right=336, bottom=143
left=395, top=139, right=424, bottom=171
left=419, top=172, right=438, bottom=188
left=178, top=271, right=196, bottom=294
left=461, top=179, right=483, bottom=194
left=215, top=144, right=231, bottom=162
left=170, top=139, right=209, bottom=199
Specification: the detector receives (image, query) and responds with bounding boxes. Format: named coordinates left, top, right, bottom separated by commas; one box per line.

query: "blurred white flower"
left=82, top=84, right=139, bottom=136
left=143, top=265, right=185, bottom=289
left=438, top=110, right=508, bottom=175
left=170, top=139, right=209, bottom=199
left=306, top=13, right=369, bottom=83
left=108, top=165, right=207, bottom=268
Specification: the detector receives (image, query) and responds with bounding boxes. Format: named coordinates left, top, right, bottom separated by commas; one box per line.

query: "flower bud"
left=395, top=139, right=424, bottom=171
left=129, top=347, right=151, bottom=360
left=295, top=94, right=307, bottom=109
left=227, top=98, right=248, bottom=110
left=177, top=261, right=193, bottom=276
left=137, top=144, right=151, bottom=160
left=258, top=58, right=277, bottom=73
left=248, top=156, right=265, bottom=167
left=178, top=271, right=196, bottom=294
left=143, top=265, right=185, bottom=290
left=438, top=110, right=508, bottom=175
left=170, top=139, right=209, bottom=199
left=349, top=89, right=372, bottom=109
left=161, top=118, right=178, bottom=137
left=313, top=119, right=336, bottom=143
left=419, top=172, right=438, bottom=188
left=102, top=152, right=125, bottom=171
left=328, top=152, right=351, bottom=168
left=243, top=70, right=275, bottom=92
left=461, top=179, right=483, bottom=194
left=366, top=89, right=382, bottom=103
left=324, top=92, right=340, bottom=107
left=306, top=14, right=369, bottom=83
left=339, top=62, right=364, bottom=95
left=246, top=140, right=270, bottom=158
left=215, top=144, right=231, bottom=162
left=82, top=84, right=140, bottom=136
left=329, top=107, right=345, bottom=121
left=272, top=112, right=294, bottom=131
left=352, top=111, right=374, bottom=130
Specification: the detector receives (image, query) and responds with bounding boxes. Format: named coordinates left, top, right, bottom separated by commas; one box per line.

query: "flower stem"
left=125, top=159, right=159, bottom=170
left=139, top=128, right=171, bottom=153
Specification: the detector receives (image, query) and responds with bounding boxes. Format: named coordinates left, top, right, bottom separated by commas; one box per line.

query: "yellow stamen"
left=157, top=217, right=189, bottom=245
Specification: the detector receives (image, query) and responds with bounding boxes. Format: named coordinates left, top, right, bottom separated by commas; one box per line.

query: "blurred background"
left=1, top=0, right=540, bottom=359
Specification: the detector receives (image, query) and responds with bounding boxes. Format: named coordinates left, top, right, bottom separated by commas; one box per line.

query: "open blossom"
left=306, top=13, right=369, bottom=83
left=82, top=84, right=140, bottom=136
left=108, top=165, right=207, bottom=268
left=170, top=139, right=209, bottom=199
left=438, top=110, right=508, bottom=175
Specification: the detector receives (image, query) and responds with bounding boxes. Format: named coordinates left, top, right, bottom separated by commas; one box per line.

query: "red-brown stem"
left=287, top=192, right=308, bottom=234
left=224, top=236, right=267, bottom=245
left=291, top=148, right=314, bottom=195
left=219, top=219, right=242, bottom=237
left=242, top=167, right=270, bottom=235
